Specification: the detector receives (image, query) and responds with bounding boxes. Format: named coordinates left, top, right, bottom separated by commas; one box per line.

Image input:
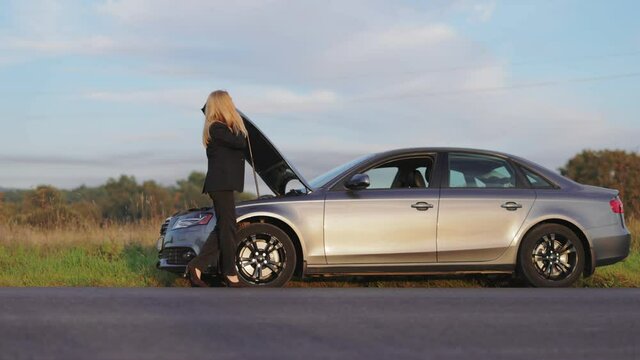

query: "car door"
left=437, top=152, right=536, bottom=262
left=323, top=154, right=440, bottom=264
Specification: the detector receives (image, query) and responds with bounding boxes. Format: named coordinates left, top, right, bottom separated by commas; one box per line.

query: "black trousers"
left=188, top=190, right=238, bottom=276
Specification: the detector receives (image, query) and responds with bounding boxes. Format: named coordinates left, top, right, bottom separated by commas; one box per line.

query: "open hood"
left=240, top=111, right=312, bottom=196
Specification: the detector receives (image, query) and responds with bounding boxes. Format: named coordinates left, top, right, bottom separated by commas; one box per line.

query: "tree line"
left=0, top=149, right=638, bottom=228
left=0, top=172, right=254, bottom=228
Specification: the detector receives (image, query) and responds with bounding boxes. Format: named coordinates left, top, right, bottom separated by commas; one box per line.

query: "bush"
left=13, top=206, right=84, bottom=229
left=10, top=186, right=84, bottom=228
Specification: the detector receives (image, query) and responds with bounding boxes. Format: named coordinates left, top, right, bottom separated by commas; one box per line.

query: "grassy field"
left=0, top=219, right=637, bottom=288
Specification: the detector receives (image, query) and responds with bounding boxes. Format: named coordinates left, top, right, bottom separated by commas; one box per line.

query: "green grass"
left=0, top=243, right=183, bottom=287
left=580, top=252, right=640, bottom=288
left=0, top=219, right=637, bottom=287
left=0, top=222, right=188, bottom=287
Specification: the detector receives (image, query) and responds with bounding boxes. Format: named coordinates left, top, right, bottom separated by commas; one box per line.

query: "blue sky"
left=1, top=0, right=639, bottom=190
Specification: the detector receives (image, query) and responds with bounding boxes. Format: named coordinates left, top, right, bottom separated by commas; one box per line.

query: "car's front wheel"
left=518, top=224, right=585, bottom=287
left=234, top=223, right=296, bottom=287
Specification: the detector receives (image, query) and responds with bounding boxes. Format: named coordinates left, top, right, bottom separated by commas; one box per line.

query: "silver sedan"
left=157, top=115, right=631, bottom=288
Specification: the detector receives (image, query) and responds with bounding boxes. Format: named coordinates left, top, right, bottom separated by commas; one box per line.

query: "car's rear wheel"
left=235, top=223, right=296, bottom=287
left=518, top=224, right=585, bottom=287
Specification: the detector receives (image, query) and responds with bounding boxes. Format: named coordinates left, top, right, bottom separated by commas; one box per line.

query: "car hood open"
left=240, top=111, right=312, bottom=196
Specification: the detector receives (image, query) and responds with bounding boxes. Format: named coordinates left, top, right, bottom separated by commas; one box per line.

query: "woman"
left=186, top=90, right=248, bottom=287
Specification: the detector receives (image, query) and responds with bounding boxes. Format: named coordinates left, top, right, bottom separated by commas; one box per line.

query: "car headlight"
left=171, top=213, right=214, bottom=230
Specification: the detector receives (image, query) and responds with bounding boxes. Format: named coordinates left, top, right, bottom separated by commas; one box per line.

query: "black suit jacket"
left=202, top=122, right=247, bottom=193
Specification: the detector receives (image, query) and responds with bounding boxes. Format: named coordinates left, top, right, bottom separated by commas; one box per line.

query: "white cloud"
left=377, top=24, right=456, bottom=48
left=356, top=24, right=456, bottom=52
left=84, top=87, right=340, bottom=115
left=112, top=131, right=183, bottom=143
left=84, top=89, right=204, bottom=107
left=97, top=0, right=273, bottom=23
left=454, top=0, right=497, bottom=22
left=5, top=35, right=118, bottom=55
left=246, top=88, right=339, bottom=114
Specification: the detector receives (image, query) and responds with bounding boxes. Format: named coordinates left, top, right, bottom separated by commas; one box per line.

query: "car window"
left=448, top=153, right=516, bottom=188
left=521, top=167, right=554, bottom=188
left=415, top=166, right=428, bottom=183
left=361, top=156, right=433, bottom=190
left=365, top=167, right=399, bottom=189
left=450, top=170, right=466, bottom=187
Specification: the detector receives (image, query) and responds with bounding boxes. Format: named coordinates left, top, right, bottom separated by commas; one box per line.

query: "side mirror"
left=345, top=173, right=370, bottom=190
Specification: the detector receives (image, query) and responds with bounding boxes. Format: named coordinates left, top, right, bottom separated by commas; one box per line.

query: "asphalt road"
left=0, top=288, right=638, bottom=360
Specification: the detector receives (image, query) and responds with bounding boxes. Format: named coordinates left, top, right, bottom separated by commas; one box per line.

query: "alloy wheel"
left=531, top=233, right=577, bottom=281
left=236, top=233, right=287, bottom=285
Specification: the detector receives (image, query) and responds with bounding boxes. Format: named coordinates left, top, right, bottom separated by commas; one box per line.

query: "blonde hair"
left=202, top=90, right=248, bottom=147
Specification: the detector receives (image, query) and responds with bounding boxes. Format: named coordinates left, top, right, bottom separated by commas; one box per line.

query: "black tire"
left=234, top=223, right=296, bottom=287
left=518, top=224, right=585, bottom=288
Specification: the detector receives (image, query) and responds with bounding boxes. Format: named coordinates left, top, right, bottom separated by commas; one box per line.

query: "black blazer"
left=202, top=122, right=247, bottom=193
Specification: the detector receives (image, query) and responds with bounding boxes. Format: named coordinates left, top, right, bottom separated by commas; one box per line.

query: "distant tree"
left=1, top=189, right=26, bottom=203
left=65, top=184, right=107, bottom=204
left=17, top=185, right=82, bottom=228
left=560, top=149, right=640, bottom=218
left=140, top=180, right=173, bottom=219
left=68, top=201, right=102, bottom=225
left=173, top=171, right=256, bottom=209
left=0, top=171, right=259, bottom=226
left=102, top=175, right=143, bottom=222
left=174, top=172, right=211, bottom=209
left=23, top=185, right=64, bottom=211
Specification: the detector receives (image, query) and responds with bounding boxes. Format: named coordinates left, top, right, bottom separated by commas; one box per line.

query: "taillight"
left=610, top=197, right=624, bottom=214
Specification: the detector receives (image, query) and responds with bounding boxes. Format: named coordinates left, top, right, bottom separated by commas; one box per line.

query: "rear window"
left=521, top=167, right=555, bottom=189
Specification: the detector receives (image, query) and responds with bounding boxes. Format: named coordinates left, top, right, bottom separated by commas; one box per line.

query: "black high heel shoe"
left=185, top=265, right=208, bottom=287
left=224, top=275, right=244, bottom=288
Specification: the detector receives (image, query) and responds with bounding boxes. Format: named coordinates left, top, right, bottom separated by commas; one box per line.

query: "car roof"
left=372, top=147, right=513, bottom=158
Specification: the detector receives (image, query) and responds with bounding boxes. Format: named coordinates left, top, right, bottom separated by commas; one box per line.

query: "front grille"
left=159, top=217, right=171, bottom=235
left=159, top=247, right=195, bottom=265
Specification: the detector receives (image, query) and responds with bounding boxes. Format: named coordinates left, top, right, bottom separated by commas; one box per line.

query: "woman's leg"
left=210, top=190, right=239, bottom=278
left=187, top=193, right=220, bottom=273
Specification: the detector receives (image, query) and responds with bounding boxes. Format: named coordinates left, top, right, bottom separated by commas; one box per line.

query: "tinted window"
left=365, top=167, right=399, bottom=189
left=448, top=153, right=516, bottom=188
left=362, top=156, right=433, bottom=190
left=521, top=167, right=554, bottom=188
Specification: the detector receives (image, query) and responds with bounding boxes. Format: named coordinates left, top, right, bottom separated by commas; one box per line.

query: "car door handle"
left=501, top=201, right=523, bottom=211
left=411, top=202, right=434, bottom=211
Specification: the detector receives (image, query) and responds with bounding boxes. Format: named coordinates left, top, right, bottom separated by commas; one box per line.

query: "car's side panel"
left=236, top=199, right=326, bottom=265
left=508, top=188, right=630, bottom=265
left=323, top=188, right=439, bottom=264
left=531, top=189, right=621, bottom=230
left=437, top=188, right=536, bottom=262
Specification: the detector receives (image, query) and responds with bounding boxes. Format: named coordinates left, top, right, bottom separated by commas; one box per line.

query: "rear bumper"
left=590, top=230, right=631, bottom=267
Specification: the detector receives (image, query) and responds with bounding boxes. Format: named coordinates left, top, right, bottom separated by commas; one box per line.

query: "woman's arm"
left=210, top=122, right=246, bottom=149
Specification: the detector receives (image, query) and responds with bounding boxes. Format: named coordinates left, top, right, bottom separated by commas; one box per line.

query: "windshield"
left=308, top=154, right=373, bottom=189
